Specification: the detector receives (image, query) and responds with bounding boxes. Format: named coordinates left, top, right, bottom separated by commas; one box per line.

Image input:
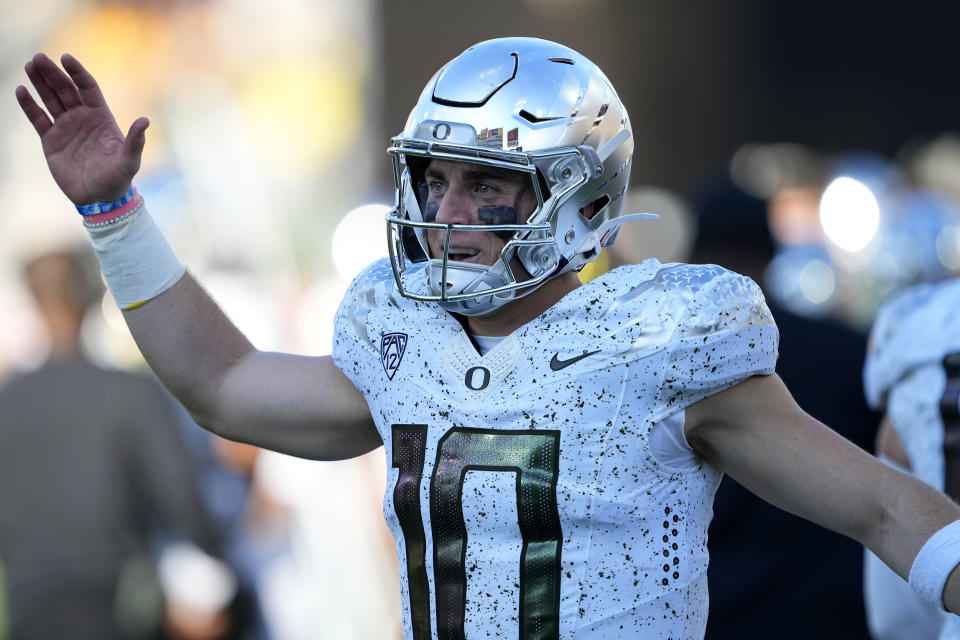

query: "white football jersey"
left=333, top=258, right=778, bottom=640
left=864, top=279, right=960, bottom=492
left=863, top=279, right=960, bottom=640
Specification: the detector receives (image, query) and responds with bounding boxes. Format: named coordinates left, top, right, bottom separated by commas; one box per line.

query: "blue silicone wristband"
left=76, top=186, right=137, bottom=216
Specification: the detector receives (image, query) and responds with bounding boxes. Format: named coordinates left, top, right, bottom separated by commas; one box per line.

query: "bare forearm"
left=123, top=272, right=253, bottom=425
left=865, top=465, right=960, bottom=580
left=688, top=374, right=960, bottom=614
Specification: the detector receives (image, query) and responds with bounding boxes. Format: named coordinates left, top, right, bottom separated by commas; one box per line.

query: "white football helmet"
left=386, top=37, right=654, bottom=315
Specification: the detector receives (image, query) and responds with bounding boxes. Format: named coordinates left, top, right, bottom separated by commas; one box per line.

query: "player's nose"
left=433, top=185, right=474, bottom=225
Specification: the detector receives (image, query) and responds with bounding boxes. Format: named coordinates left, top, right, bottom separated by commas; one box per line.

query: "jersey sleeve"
left=653, top=269, right=779, bottom=419
left=331, top=259, right=395, bottom=399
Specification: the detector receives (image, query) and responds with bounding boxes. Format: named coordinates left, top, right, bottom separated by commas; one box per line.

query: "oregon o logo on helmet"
left=432, top=123, right=451, bottom=140
left=464, top=366, right=491, bottom=391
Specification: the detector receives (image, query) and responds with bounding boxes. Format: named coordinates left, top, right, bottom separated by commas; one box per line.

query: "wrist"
left=76, top=186, right=139, bottom=219
left=83, top=194, right=186, bottom=310
left=909, top=519, right=960, bottom=612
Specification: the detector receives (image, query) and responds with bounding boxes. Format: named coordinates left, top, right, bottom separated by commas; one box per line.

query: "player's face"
left=422, top=159, right=538, bottom=268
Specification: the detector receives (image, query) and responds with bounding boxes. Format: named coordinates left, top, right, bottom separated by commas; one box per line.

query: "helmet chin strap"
left=429, top=251, right=565, bottom=316
left=575, top=212, right=660, bottom=257
left=427, top=257, right=513, bottom=298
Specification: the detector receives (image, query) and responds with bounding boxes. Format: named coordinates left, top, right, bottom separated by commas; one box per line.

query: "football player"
left=863, top=279, right=960, bottom=640
left=16, top=37, right=960, bottom=640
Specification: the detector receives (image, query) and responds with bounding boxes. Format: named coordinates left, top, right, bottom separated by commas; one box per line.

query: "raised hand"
left=15, top=53, right=149, bottom=206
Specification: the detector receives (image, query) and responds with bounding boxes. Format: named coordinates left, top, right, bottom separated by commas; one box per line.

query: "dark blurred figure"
left=0, top=246, right=242, bottom=640
left=692, top=174, right=878, bottom=640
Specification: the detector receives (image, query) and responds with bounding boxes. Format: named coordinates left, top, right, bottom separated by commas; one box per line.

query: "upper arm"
left=124, top=272, right=380, bottom=461
left=685, top=375, right=881, bottom=537
left=211, top=350, right=381, bottom=461
left=683, top=374, right=953, bottom=569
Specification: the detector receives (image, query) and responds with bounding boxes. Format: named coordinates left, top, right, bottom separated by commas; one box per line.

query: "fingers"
left=122, top=117, right=150, bottom=175
left=14, top=85, right=53, bottom=137
left=28, top=53, right=83, bottom=115
left=24, top=58, right=65, bottom=118
left=61, top=53, right=107, bottom=109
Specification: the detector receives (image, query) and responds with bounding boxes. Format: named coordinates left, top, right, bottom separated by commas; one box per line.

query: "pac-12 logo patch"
left=380, top=332, right=408, bottom=380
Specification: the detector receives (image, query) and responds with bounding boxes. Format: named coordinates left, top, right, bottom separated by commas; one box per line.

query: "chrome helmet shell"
left=386, top=37, right=642, bottom=315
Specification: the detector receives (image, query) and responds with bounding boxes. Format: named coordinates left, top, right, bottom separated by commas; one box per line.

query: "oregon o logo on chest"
left=432, top=122, right=452, bottom=140
left=464, top=366, right=491, bottom=391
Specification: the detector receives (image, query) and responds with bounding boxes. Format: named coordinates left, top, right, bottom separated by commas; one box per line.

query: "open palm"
left=15, top=53, right=149, bottom=206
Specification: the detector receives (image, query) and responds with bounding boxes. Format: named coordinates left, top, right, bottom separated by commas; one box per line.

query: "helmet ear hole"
left=580, top=195, right=610, bottom=222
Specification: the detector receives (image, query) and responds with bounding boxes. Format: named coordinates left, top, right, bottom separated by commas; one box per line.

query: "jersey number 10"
left=392, top=424, right=563, bottom=640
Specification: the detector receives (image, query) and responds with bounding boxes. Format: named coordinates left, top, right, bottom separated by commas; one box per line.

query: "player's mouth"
left=445, top=246, right=483, bottom=263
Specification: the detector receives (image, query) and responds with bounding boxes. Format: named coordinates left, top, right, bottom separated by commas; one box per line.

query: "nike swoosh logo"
left=550, top=350, right=600, bottom=371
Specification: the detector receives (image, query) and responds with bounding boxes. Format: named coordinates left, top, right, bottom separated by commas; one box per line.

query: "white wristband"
left=909, top=519, right=960, bottom=611
left=84, top=198, right=185, bottom=310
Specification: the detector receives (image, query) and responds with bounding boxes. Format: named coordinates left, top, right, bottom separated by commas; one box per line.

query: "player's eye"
left=427, top=180, right=446, bottom=194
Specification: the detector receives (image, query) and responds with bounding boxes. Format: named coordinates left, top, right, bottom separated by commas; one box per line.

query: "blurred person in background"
left=175, top=424, right=282, bottom=640
left=687, top=172, right=877, bottom=639
left=248, top=449, right=402, bottom=639
left=861, top=138, right=960, bottom=640
left=14, top=39, right=960, bottom=639
left=863, top=277, right=960, bottom=640
left=0, top=245, right=243, bottom=640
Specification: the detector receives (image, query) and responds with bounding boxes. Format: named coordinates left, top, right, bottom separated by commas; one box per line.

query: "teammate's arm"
left=875, top=413, right=911, bottom=469
left=684, top=373, right=960, bottom=614
left=16, top=53, right=380, bottom=460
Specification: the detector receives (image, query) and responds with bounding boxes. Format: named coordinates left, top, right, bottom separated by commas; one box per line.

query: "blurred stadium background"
left=2, top=0, right=960, bottom=638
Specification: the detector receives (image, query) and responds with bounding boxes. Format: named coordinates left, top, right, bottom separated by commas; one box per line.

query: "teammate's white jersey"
left=864, top=279, right=960, bottom=492
left=862, top=280, right=960, bottom=640
left=333, top=258, right=778, bottom=640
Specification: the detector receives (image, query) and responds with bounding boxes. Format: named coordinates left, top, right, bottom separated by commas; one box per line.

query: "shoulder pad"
left=864, top=279, right=960, bottom=408
left=564, top=261, right=779, bottom=417
left=581, top=261, right=775, bottom=349
left=334, top=258, right=400, bottom=353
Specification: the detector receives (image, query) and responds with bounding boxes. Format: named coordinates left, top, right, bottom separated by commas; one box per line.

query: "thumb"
left=122, top=116, right=150, bottom=172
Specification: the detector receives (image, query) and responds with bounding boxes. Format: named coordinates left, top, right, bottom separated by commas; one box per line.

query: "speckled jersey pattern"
left=333, top=258, right=778, bottom=640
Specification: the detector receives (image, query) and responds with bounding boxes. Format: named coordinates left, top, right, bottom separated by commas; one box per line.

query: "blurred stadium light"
left=819, top=176, right=880, bottom=253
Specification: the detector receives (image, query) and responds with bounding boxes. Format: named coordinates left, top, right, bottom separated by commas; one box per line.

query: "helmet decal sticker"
left=507, top=127, right=519, bottom=149
left=477, top=127, right=504, bottom=149
left=380, top=332, right=409, bottom=380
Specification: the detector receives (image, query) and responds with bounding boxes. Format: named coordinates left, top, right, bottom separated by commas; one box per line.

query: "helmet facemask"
left=384, top=37, right=653, bottom=316
left=387, top=140, right=600, bottom=315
